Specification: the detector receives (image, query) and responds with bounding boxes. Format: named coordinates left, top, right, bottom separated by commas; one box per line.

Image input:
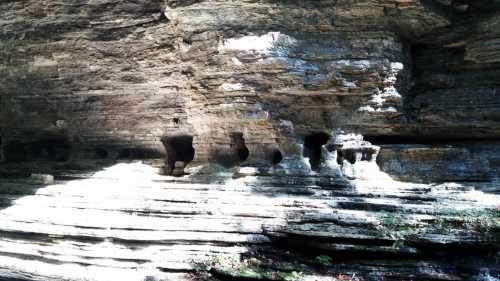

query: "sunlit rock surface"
left=0, top=0, right=497, bottom=169
left=1, top=0, right=500, bottom=280
left=0, top=162, right=499, bottom=281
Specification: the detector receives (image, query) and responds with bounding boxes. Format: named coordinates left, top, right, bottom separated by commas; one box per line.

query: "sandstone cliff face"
left=0, top=2, right=500, bottom=280
left=2, top=0, right=499, bottom=183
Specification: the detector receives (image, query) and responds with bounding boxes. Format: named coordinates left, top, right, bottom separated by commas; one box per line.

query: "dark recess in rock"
left=94, top=148, right=108, bottom=159
left=118, top=148, right=161, bottom=160
left=303, top=132, right=330, bottom=170
left=233, top=133, right=249, bottom=163
left=3, top=141, right=28, bottom=163
left=31, top=138, right=71, bottom=162
left=4, top=137, right=71, bottom=162
left=215, top=133, right=249, bottom=168
left=162, top=135, right=195, bottom=174
left=1, top=1, right=500, bottom=280
left=269, top=148, right=283, bottom=165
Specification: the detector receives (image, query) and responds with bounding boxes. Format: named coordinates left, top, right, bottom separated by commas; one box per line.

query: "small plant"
left=199, top=255, right=304, bottom=281
left=376, top=211, right=424, bottom=249
left=277, top=271, right=303, bottom=281
left=334, top=273, right=363, bottom=281
left=434, top=207, right=500, bottom=233
left=211, top=255, right=221, bottom=264
left=316, top=255, right=332, bottom=267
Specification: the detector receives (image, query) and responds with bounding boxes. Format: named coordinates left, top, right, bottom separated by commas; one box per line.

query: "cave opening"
left=269, top=148, right=283, bottom=165
left=4, top=137, right=71, bottom=162
left=4, top=141, right=28, bottom=162
left=118, top=149, right=131, bottom=159
left=337, top=149, right=356, bottom=165
left=30, top=138, right=71, bottom=162
left=303, top=132, right=330, bottom=171
left=162, top=135, right=195, bottom=175
left=95, top=148, right=109, bottom=159
left=232, top=133, right=249, bottom=163
left=118, top=148, right=162, bottom=160
left=214, top=132, right=249, bottom=168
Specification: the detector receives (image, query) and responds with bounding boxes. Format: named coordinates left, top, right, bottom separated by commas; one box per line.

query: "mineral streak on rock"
left=0, top=0, right=500, bottom=280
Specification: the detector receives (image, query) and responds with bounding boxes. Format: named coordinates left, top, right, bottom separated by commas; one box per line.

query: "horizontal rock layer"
left=0, top=163, right=498, bottom=281
left=1, top=1, right=500, bottom=280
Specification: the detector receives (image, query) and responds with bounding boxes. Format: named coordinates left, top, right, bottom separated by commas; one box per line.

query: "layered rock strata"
left=0, top=0, right=497, bottom=178
left=0, top=163, right=498, bottom=281
left=0, top=0, right=500, bottom=280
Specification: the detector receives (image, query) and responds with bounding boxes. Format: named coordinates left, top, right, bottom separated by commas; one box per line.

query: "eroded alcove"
left=262, top=146, right=283, bottom=166
left=233, top=132, right=250, bottom=163
left=3, top=137, right=71, bottom=162
left=303, top=132, right=330, bottom=170
left=269, top=148, right=283, bottom=165
left=0, top=136, right=3, bottom=161
left=214, top=132, right=249, bottom=168
left=3, top=141, right=27, bottom=162
left=94, top=148, right=109, bottom=159
left=31, top=138, right=71, bottom=162
left=162, top=135, right=195, bottom=175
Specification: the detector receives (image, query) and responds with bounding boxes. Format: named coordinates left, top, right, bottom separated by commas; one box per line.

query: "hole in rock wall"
left=233, top=133, right=249, bottom=162
left=4, top=141, right=28, bottom=162
left=362, top=151, right=373, bottom=161
left=30, top=138, right=71, bottom=162
left=4, top=137, right=71, bottom=162
left=162, top=135, right=195, bottom=174
left=269, top=148, right=283, bottom=165
left=337, top=149, right=356, bottom=165
left=337, top=147, right=378, bottom=165
left=158, top=12, right=168, bottom=22
left=303, top=132, right=330, bottom=171
left=214, top=132, right=249, bottom=168
left=118, top=148, right=162, bottom=160
left=94, top=148, right=109, bottom=159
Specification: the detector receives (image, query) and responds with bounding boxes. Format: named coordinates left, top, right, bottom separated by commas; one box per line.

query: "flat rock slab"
left=0, top=163, right=498, bottom=281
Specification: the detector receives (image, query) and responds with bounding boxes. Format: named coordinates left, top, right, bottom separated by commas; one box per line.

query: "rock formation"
left=0, top=0, right=499, bottom=280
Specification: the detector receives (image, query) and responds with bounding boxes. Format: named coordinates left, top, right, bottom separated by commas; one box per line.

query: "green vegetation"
left=196, top=255, right=304, bottom=281
left=315, top=255, right=332, bottom=267
left=376, top=211, right=424, bottom=249
left=276, top=271, right=303, bottom=281
left=191, top=253, right=368, bottom=281
left=376, top=207, right=500, bottom=249
left=434, top=207, right=500, bottom=232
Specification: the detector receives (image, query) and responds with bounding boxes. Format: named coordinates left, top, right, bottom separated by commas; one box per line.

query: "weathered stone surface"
left=1, top=0, right=500, bottom=280
left=0, top=1, right=497, bottom=181
left=0, top=0, right=448, bottom=167
left=0, top=163, right=498, bottom=281
left=377, top=145, right=491, bottom=182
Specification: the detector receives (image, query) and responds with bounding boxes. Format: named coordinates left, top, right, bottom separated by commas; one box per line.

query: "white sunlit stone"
left=332, top=132, right=500, bottom=209
left=0, top=159, right=499, bottom=281
left=220, top=82, right=244, bottom=92
left=357, top=61, right=404, bottom=113
left=332, top=131, right=366, bottom=147
left=231, top=57, right=243, bottom=65
left=390, top=62, right=404, bottom=71
left=357, top=105, right=376, bottom=112
left=218, top=32, right=296, bottom=55
left=319, top=147, right=342, bottom=176
left=334, top=59, right=372, bottom=69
